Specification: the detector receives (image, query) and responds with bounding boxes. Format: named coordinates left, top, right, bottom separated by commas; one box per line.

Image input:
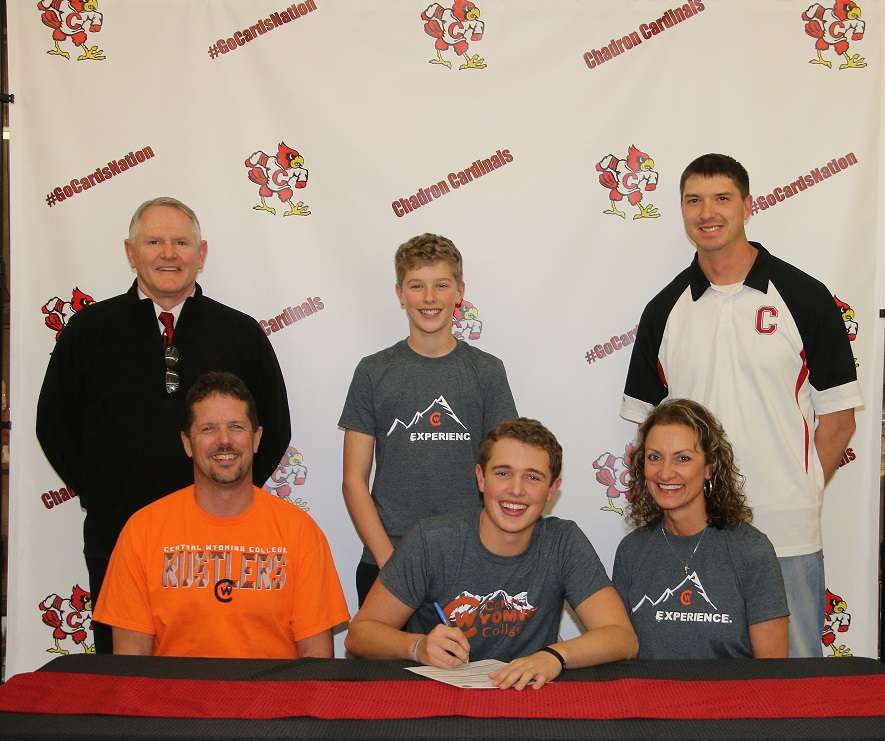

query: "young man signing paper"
left=345, top=419, right=637, bottom=690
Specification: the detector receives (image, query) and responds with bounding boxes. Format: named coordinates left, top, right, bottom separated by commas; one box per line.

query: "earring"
left=704, top=479, right=712, bottom=497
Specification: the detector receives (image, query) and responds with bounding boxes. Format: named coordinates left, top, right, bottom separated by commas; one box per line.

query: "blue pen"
left=434, top=602, right=467, bottom=662
left=433, top=602, right=449, bottom=625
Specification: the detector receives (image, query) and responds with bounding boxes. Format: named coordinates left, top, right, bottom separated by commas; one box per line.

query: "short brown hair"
left=627, top=399, right=751, bottom=530
left=394, top=233, right=463, bottom=284
left=183, top=371, right=259, bottom=433
left=478, top=418, right=562, bottom=481
left=679, top=153, right=750, bottom=200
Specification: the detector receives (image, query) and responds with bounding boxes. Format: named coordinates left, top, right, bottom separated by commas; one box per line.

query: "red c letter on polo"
left=756, top=306, right=778, bottom=334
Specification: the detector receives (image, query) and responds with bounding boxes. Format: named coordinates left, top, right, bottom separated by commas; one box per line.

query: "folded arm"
left=344, top=579, right=470, bottom=668
left=112, top=626, right=154, bottom=656
left=297, top=630, right=334, bottom=658
left=490, top=586, right=638, bottom=690
left=749, top=616, right=789, bottom=658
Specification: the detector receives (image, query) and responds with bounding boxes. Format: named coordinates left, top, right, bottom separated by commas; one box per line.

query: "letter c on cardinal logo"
left=679, top=589, right=693, bottom=607
left=429, top=411, right=442, bottom=427
left=755, top=306, right=778, bottom=334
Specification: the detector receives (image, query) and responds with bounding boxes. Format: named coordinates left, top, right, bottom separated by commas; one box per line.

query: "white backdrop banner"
left=6, top=0, right=884, bottom=676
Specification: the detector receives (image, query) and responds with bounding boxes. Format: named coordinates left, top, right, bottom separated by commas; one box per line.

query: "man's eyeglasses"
left=164, top=345, right=180, bottom=394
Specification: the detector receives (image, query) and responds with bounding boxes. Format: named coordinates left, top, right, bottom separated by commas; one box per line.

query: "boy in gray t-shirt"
left=345, top=419, right=638, bottom=690
left=339, top=234, right=516, bottom=604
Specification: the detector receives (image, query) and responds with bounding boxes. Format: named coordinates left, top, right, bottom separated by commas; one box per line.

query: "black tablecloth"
left=1, top=654, right=883, bottom=740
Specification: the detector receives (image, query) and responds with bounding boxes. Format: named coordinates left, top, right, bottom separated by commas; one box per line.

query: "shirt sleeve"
left=621, top=304, right=667, bottom=423
left=482, top=357, right=518, bottom=434
left=248, top=325, right=291, bottom=486
left=559, top=522, right=612, bottom=610
left=288, top=514, right=350, bottom=644
left=611, top=538, right=632, bottom=612
left=337, top=360, right=377, bottom=436
left=775, top=269, right=861, bottom=414
left=734, top=526, right=790, bottom=626
left=379, top=523, right=431, bottom=611
left=36, top=313, right=84, bottom=494
left=804, top=291, right=862, bottom=414
left=91, top=517, right=155, bottom=636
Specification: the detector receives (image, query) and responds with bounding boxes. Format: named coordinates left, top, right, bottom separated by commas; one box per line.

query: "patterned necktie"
left=158, top=311, right=175, bottom=347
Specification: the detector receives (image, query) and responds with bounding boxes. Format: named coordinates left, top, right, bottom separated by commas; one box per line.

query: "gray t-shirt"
left=381, top=511, right=611, bottom=662
left=612, top=522, right=788, bottom=659
left=339, top=339, right=517, bottom=563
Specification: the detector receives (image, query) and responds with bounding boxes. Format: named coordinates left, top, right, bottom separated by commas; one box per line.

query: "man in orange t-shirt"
left=94, top=371, right=349, bottom=658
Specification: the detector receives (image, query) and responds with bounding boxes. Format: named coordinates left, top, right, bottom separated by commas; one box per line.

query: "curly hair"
left=627, top=399, right=751, bottom=530
left=394, top=233, right=463, bottom=284
left=478, top=417, right=562, bottom=481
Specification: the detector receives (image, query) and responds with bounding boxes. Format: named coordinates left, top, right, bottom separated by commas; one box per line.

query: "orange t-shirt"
left=94, top=486, right=349, bottom=658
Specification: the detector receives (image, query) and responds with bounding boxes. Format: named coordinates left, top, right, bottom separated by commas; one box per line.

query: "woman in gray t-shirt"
left=613, top=399, right=789, bottom=659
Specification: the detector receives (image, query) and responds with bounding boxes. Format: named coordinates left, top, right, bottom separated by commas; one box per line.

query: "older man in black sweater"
left=36, top=196, right=290, bottom=653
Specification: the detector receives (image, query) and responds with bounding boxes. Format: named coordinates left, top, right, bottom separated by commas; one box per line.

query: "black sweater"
left=36, top=281, right=291, bottom=558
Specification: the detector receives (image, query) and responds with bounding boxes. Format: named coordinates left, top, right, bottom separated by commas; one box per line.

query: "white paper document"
left=405, top=659, right=507, bottom=689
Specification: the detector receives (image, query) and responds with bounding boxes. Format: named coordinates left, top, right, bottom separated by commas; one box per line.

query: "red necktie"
left=158, top=311, right=175, bottom=347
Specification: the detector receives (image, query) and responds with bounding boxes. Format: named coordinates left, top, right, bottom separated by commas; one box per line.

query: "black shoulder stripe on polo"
left=624, top=267, right=693, bottom=405
left=767, top=255, right=857, bottom=392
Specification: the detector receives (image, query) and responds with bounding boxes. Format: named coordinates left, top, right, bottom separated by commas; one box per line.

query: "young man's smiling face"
left=395, top=260, right=464, bottom=342
left=680, top=174, right=752, bottom=258
left=476, top=437, right=561, bottom=555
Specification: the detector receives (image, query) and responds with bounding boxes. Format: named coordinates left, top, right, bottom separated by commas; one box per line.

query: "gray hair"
left=128, top=197, right=202, bottom=242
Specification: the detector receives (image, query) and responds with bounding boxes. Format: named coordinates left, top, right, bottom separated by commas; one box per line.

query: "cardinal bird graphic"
left=244, top=142, right=311, bottom=217
left=264, top=445, right=310, bottom=510
left=452, top=299, right=483, bottom=341
left=592, top=444, right=634, bottom=515
left=41, top=286, right=95, bottom=340
left=802, top=1, right=867, bottom=70
left=37, top=0, right=106, bottom=61
left=822, top=588, right=852, bottom=656
left=833, top=295, right=858, bottom=341
left=420, top=1, right=486, bottom=70
left=596, top=146, right=661, bottom=220
left=38, top=585, right=94, bottom=655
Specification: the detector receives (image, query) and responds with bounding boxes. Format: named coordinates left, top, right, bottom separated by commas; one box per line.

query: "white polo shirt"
left=621, top=243, right=861, bottom=557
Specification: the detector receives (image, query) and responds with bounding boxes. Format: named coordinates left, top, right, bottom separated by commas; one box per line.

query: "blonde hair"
left=394, top=233, right=463, bottom=284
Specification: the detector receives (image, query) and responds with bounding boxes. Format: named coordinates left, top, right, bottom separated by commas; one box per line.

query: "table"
left=1, top=654, right=884, bottom=740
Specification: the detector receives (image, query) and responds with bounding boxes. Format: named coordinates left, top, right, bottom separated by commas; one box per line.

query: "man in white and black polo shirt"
left=620, top=153, right=861, bottom=658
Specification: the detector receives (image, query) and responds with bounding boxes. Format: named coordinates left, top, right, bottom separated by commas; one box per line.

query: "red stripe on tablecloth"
left=1, top=674, right=884, bottom=720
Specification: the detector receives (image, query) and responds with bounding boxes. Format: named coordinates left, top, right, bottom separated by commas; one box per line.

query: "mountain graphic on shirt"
left=631, top=572, right=718, bottom=613
left=387, top=395, right=467, bottom=436
left=448, top=589, right=536, bottom=617
left=444, top=589, right=537, bottom=636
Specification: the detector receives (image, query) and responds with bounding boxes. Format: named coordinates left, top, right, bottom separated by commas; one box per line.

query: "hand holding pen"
left=419, top=602, right=470, bottom=668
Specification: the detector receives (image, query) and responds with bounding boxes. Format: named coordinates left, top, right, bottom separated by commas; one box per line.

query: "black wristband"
left=539, top=645, right=566, bottom=669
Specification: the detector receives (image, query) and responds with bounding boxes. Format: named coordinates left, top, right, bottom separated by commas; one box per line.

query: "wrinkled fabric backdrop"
left=5, top=0, right=884, bottom=676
